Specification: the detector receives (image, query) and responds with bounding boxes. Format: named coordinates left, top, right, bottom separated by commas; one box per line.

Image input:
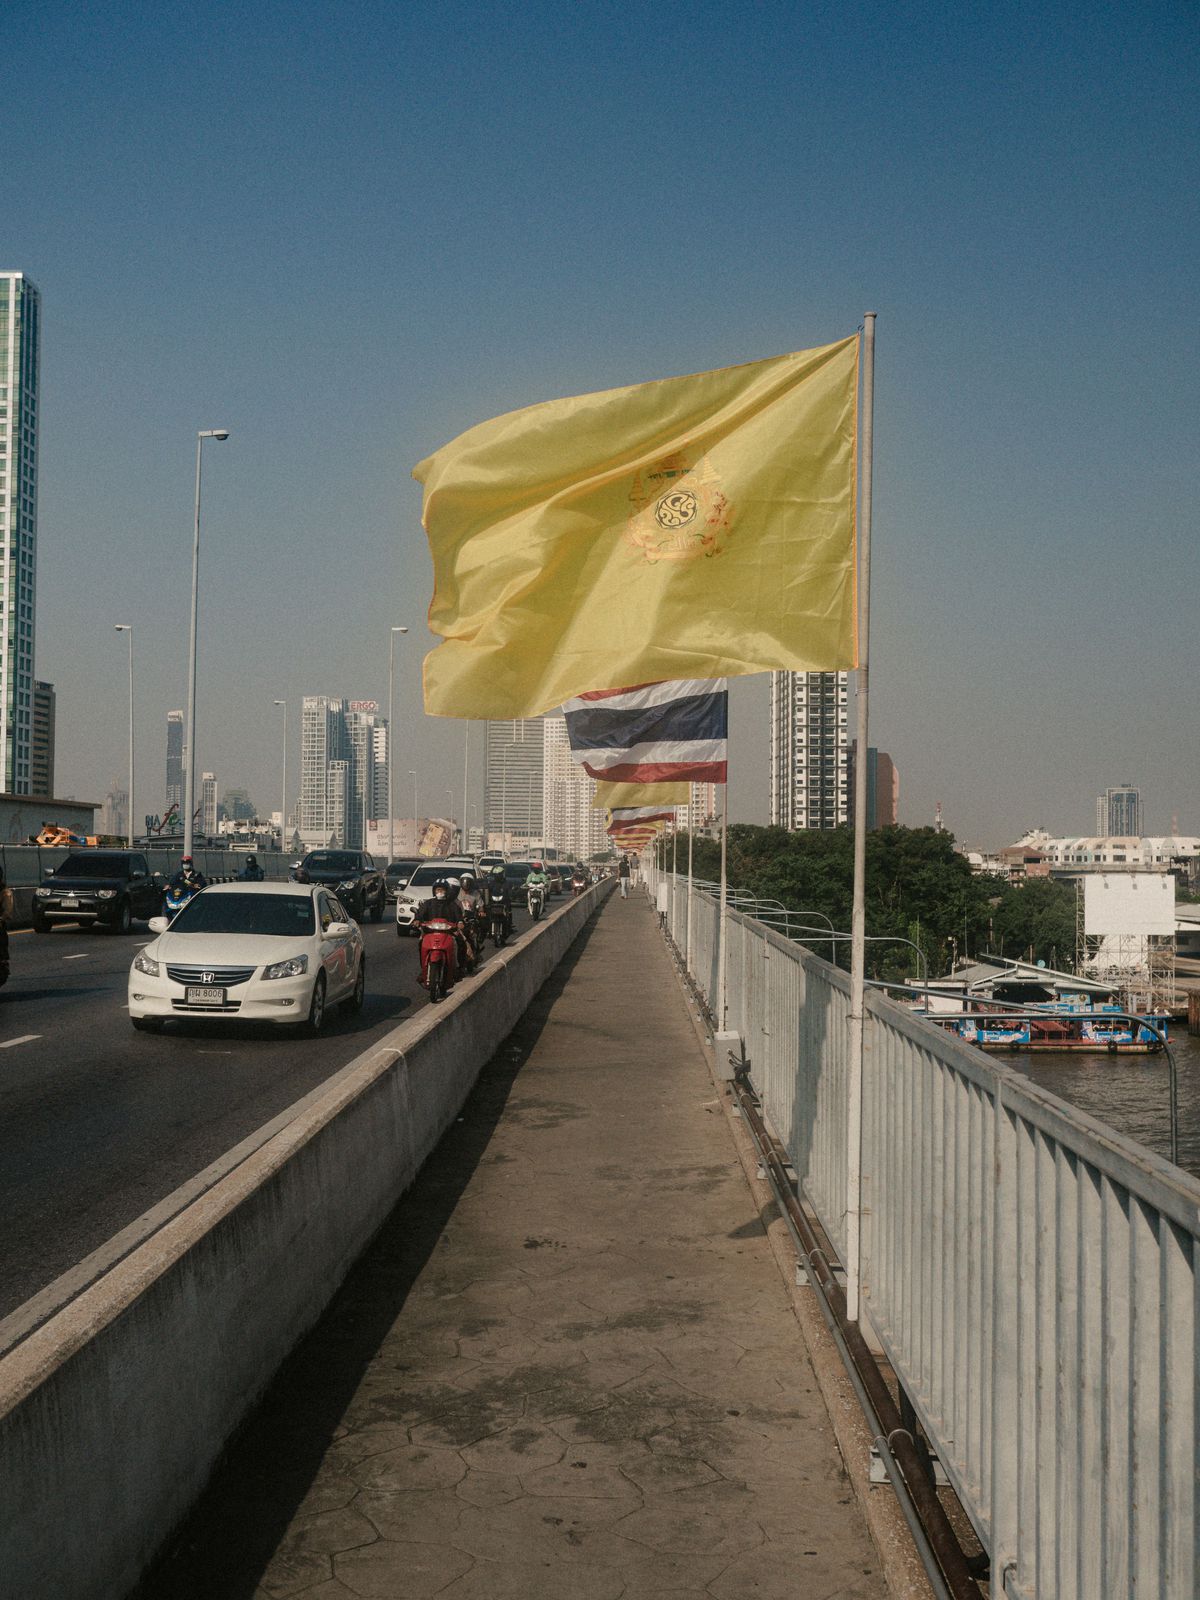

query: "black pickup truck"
left=291, top=849, right=386, bottom=922
left=32, top=851, right=164, bottom=934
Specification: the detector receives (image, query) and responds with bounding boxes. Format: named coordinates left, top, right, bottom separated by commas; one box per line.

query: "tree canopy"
left=657, top=825, right=1077, bottom=980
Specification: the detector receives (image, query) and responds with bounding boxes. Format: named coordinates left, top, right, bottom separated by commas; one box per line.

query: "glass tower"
left=0, top=273, right=40, bottom=793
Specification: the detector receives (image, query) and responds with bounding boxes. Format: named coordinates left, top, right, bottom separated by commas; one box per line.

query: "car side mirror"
left=148, top=916, right=169, bottom=934
left=325, top=920, right=351, bottom=937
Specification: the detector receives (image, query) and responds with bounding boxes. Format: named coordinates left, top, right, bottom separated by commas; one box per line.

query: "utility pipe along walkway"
left=136, top=890, right=891, bottom=1600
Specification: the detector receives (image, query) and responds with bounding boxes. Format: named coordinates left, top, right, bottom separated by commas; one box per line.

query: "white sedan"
left=127, top=882, right=365, bottom=1034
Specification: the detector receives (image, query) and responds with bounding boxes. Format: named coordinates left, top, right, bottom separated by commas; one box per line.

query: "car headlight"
left=264, top=954, right=309, bottom=980
left=133, top=952, right=159, bottom=976
left=36, top=886, right=52, bottom=897
left=97, top=889, right=118, bottom=899
left=337, top=880, right=358, bottom=893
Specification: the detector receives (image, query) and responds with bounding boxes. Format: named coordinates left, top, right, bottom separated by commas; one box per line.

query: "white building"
left=0, top=273, right=40, bottom=792
left=299, top=695, right=388, bottom=850
left=542, top=714, right=608, bottom=860
left=484, top=717, right=544, bottom=844
left=770, top=671, right=849, bottom=830
left=201, top=772, right=218, bottom=835
left=1011, top=831, right=1200, bottom=871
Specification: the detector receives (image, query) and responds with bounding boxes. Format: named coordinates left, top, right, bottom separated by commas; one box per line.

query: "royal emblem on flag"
left=625, top=454, right=732, bottom=564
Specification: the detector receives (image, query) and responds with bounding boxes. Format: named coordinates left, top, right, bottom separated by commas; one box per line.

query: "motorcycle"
left=163, top=879, right=202, bottom=921
left=526, top=882, right=546, bottom=921
left=570, top=870, right=588, bottom=896
left=489, top=897, right=510, bottom=949
left=419, top=917, right=458, bottom=1003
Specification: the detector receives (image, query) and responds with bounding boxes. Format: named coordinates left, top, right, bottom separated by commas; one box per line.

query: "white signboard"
left=1083, top=873, right=1175, bottom=938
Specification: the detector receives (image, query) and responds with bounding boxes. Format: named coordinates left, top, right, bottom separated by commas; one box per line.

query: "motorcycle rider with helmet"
left=525, top=859, right=548, bottom=917
left=486, top=865, right=514, bottom=939
left=415, top=878, right=463, bottom=989
left=238, top=854, right=265, bottom=882
left=457, top=871, right=486, bottom=957
left=170, top=855, right=208, bottom=896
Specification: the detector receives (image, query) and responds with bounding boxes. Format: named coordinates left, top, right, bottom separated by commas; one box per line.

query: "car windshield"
left=304, top=853, right=359, bottom=873
left=168, top=892, right=316, bottom=937
left=385, top=861, right=418, bottom=885
left=406, top=864, right=449, bottom=890
left=505, top=863, right=532, bottom=883
left=56, top=854, right=130, bottom=878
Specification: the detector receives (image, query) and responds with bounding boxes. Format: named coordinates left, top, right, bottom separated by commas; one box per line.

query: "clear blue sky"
left=5, top=0, right=1197, bottom=846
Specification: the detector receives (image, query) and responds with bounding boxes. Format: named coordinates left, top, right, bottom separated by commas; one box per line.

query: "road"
left=0, top=900, right=537, bottom=1325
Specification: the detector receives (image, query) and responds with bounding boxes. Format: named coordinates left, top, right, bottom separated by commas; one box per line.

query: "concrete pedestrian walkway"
left=138, top=891, right=889, bottom=1600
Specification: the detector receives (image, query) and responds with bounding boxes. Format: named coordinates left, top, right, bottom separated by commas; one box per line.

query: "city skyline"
left=6, top=5, right=1196, bottom=849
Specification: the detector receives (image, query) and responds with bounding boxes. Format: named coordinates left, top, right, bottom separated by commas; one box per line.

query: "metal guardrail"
left=651, top=865, right=1200, bottom=1599
left=0, top=844, right=295, bottom=888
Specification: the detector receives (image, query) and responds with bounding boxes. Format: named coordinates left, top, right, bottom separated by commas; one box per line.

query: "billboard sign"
left=347, top=700, right=379, bottom=713
left=1083, top=873, right=1175, bottom=938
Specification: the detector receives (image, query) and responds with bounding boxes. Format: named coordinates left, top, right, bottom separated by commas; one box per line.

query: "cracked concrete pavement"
left=136, top=890, right=888, bottom=1600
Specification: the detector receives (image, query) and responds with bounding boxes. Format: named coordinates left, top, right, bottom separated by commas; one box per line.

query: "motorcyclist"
left=486, top=865, right=514, bottom=936
left=443, top=877, right=476, bottom=974
left=238, top=854, right=265, bottom=882
left=525, top=860, right=548, bottom=915
left=415, top=878, right=462, bottom=988
left=457, top=871, right=485, bottom=953
left=170, top=855, right=207, bottom=895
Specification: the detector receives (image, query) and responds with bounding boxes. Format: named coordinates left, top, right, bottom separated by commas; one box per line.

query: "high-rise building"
left=770, top=671, right=849, bottom=830
left=299, top=696, right=389, bottom=850
left=1096, top=784, right=1142, bottom=837
left=165, top=710, right=184, bottom=813
left=848, top=743, right=899, bottom=830
left=32, top=679, right=55, bottom=796
left=542, top=714, right=607, bottom=860
left=100, top=782, right=129, bottom=841
left=200, top=773, right=218, bottom=835
left=484, top=717, right=545, bottom=845
left=686, top=782, right=719, bottom=832
left=0, top=272, right=41, bottom=793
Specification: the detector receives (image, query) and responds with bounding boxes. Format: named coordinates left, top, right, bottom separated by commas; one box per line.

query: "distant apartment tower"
left=200, top=773, right=218, bottom=836
left=32, top=679, right=55, bottom=796
left=848, top=743, right=899, bottom=830
left=770, top=671, right=849, bottom=830
left=1096, top=784, right=1142, bottom=837
left=542, top=714, right=607, bottom=860
left=484, top=717, right=545, bottom=844
left=165, top=710, right=184, bottom=812
left=0, top=273, right=41, bottom=792
left=99, top=782, right=128, bottom=841
left=299, top=696, right=388, bottom=849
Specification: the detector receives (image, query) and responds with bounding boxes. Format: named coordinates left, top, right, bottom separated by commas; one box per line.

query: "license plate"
left=186, top=986, right=226, bottom=1006
left=60, top=897, right=79, bottom=908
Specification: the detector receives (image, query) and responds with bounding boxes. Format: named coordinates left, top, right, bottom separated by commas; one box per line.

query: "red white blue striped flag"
left=563, top=679, right=728, bottom=784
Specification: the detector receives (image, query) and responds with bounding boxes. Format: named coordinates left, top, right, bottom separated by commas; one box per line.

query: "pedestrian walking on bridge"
left=618, top=855, right=631, bottom=899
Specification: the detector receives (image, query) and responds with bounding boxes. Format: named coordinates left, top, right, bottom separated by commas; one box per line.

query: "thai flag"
left=563, top=679, right=728, bottom=783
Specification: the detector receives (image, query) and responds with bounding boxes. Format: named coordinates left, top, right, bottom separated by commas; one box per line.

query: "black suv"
left=33, top=851, right=164, bottom=934
left=292, top=849, right=386, bottom=922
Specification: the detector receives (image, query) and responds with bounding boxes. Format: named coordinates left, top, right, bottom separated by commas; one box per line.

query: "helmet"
left=433, top=878, right=449, bottom=896
left=532, top=860, right=543, bottom=870
left=491, top=865, right=505, bottom=879
left=182, top=855, right=193, bottom=866
left=445, top=876, right=461, bottom=892
left=246, top=855, right=257, bottom=867
left=461, top=872, right=475, bottom=888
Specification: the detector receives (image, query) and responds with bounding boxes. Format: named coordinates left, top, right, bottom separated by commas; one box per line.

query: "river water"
left=1005, top=1026, right=1200, bottom=1179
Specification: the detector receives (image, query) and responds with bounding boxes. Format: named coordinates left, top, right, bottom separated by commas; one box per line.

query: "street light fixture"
left=274, top=700, right=286, bottom=856
left=183, top=428, right=230, bottom=858
left=114, top=626, right=134, bottom=846
left=387, top=626, right=409, bottom=865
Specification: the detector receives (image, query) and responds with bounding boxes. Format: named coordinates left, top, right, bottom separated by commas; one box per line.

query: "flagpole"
left=846, top=312, right=876, bottom=1326
left=717, top=779, right=729, bottom=1028
left=671, top=813, right=678, bottom=936
left=686, top=801, right=694, bottom=968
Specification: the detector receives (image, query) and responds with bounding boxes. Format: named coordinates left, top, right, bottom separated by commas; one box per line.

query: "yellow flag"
left=592, top=780, right=690, bottom=812
left=416, top=337, right=858, bottom=718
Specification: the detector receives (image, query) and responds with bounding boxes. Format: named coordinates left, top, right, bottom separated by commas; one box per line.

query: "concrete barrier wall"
left=0, top=881, right=612, bottom=1600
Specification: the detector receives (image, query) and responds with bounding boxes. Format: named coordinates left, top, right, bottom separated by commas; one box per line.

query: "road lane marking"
left=62, top=953, right=91, bottom=961
left=0, top=1035, right=41, bottom=1049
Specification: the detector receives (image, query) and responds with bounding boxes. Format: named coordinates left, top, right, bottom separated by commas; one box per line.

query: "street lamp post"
left=183, top=428, right=230, bottom=858
left=274, top=700, right=286, bottom=856
left=114, top=626, right=134, bottom=846
left=409, top=770, right=418, bottom=836
left=446, top=789, right=455, bottom=851
left=387, top=626, right=408, bottom=865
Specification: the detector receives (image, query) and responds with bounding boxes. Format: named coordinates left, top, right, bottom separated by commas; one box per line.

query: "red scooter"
left=419, top=916, right=459, bottom=1003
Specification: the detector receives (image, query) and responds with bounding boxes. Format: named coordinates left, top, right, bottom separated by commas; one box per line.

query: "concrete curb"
left=0, top=881, right=612, bottom=1600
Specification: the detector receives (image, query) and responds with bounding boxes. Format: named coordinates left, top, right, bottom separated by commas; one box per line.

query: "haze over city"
left=5, top=0, right=1196, bottom=849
